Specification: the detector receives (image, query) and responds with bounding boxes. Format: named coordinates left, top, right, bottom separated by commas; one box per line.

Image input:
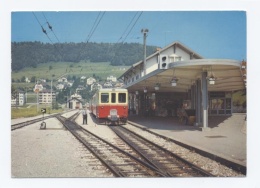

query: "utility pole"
left=51, top=79, right=53, bottom=112
left=141, top=29, right=149, bottom=76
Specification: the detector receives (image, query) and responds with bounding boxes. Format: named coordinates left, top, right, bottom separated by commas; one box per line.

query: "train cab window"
left=111, top=93, right=116, bottom=103
left=118, top=93, right=126, bottom=103
left=101, top=93, right=109, bottom=103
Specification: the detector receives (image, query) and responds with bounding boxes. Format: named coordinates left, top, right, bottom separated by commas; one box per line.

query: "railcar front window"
left=118, top=93, right=126, bottom=103
left=111, top=93, right=116, bottom=103
left=101, top=93, right=109, bottom=103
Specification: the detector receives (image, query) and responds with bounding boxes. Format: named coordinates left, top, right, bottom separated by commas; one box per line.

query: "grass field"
left=12, top=61, right=129, bottom=82
left=11, top=104, right=63, bottom=119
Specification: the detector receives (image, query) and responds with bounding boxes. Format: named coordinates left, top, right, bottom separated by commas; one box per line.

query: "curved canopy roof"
left=125, top=59, right=246, bottom=93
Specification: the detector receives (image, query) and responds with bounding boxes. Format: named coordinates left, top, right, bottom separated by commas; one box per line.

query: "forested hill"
left=11, top=41, right=158, bottom=71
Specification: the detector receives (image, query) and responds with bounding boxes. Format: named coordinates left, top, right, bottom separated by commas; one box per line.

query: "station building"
left=118, top=41, right=246, bottom=129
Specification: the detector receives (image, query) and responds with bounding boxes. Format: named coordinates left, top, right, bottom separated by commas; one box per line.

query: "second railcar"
left=90, top=88, right=128, bottom=125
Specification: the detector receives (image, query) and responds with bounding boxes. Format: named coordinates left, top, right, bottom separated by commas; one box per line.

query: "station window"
left=101, top=93, right=109, bottom=103
left=111, top=93, right=116, bottom=103
left=118, top=93, right=126, bottom=103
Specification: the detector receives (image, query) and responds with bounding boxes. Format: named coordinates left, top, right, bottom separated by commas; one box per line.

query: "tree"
left=11, top=41, right=157, bottom=71
left=21, top=76, right=26, bottom=82
left=31, top=76, right=36, bottom=83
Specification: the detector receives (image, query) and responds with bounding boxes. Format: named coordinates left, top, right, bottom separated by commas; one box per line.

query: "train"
left=90, top=88, right=128, bottom=125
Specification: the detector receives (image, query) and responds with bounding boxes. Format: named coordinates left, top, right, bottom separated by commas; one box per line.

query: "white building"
left=38, top=89, right=56, bottom=104
left=25, top=77, right=30, bottom=83
left=107, top=75, right=117, bottom=82
left=86, top=77, right=96, bottom=85
left=67, top=93, right=83, bottom=109
left=11, top=90, right=26, bottom=106
left=76, top=85, right=85, bottom=93
left=58, top=77, right=68, bottom=83
left=103, top=81, right=113, bottom=88
left=80, top=76, right=87, bottom=82
left=91, top=83, right=102, bottom=91
left=70, top=93, right=82, bottom=100
left=56, top=83, right=65, bottom=90
left=119, top=41, right=246, bottom=127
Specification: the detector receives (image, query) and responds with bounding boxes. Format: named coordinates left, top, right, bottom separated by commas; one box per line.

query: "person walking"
left=82, top=109, right=88, bottom=125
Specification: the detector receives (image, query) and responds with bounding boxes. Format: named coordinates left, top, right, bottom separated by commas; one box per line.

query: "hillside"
left=11, top=41, right=158, bottom=72
left=11, top=61, right=130, bottom=95
left=11, top=61, right=129, bottom=82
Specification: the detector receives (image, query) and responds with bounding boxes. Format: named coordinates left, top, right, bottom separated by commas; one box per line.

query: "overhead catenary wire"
left=121, top=11, right=143, bottom=43
left=32, top=12, right=63, bottom=61
left=117, top=12, right=140, bottom=43
left=99, top=11, right=144, bottom=78
left=85, top=11, right=106, bottom=43
left=86, top=12, right=102, bottom=41
left=42, top=12, right=61, bottom=43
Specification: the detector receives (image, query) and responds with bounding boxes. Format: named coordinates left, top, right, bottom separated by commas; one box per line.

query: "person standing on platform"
left=82, top=109, right=88, bottom=125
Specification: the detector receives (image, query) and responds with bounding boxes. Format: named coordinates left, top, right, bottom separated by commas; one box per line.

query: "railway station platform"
left=128, top=113, right=247, bottom=167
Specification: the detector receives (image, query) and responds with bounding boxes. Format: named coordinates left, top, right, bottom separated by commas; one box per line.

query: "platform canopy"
left=125, top=59, right=246, bottom=93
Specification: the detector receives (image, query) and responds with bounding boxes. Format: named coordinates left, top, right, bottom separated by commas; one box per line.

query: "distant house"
left=25, top=77, right=30, bottom=83
left=38, top=78, right=46, bottom=83
left=86, top=77, right=96, bottom=85
left=80, top=76, right=87, bottom=82
left=76, top=85, right=85, bottom=93
left=107, top=75, right=117, bottom=82
left=38, top=89, right=56, bottom=104
left=70, top=93, right=82, bottom=100
left=103, top=81, right=113, bottom=88
left=56, top=83, right=65, bottom=90
left=114, top=82, right=124, bottom=88
left=67, top=81, right=74, bottom=87
left=67, top=93, right=83, bottom=109
left=11, top=90, right=26, bottom=106
left=91, top=83, right=102, bottom=91
left=58, top=77, right=68, bottom=83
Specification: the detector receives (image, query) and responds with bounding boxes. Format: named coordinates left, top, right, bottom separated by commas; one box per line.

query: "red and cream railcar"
left=90, top=88, right=128, bottom=125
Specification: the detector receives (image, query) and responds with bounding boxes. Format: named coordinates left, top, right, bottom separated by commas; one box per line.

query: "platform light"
left=154, top=83, right=160, bottom=91
left=171, top=77, right=178, bottom=87
left=208, top=76, right=216, bottom=85
left=143, top=87, right=147, bottom=93
left=135, top=91, right=139, bottom=95
left=208, top=66, right=216, bottom=85
left=241, top=60, right=246, bottom=70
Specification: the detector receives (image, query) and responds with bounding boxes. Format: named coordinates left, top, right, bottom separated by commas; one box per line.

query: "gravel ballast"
left=11, top=113, right=113, bottom=178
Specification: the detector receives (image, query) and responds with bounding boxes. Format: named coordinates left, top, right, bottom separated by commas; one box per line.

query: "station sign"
left=41, top=108, right=46, bottom=113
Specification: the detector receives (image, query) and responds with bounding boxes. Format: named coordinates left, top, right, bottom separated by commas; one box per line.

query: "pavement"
left=128, top=113, right=247, bottom=166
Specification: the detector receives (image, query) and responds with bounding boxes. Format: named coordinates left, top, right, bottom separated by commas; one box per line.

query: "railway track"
left=11, top=110, right=76, bottom=131
left=110, top=125, right=214, bottom=177
left=126, top=122, right=246, bottom=175
left=11, top=114, right=59, bottom=131
left=56, top=115, right=167, bottom=177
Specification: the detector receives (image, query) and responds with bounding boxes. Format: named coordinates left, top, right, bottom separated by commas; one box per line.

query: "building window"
left=169, top=55, right=182, bottom=62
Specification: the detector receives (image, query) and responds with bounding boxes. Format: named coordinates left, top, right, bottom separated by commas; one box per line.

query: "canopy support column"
left=201, top=72, right=208, bottom=128
left=195, top=79, right=201, bottom=126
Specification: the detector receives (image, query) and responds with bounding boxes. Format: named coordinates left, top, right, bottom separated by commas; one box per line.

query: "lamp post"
left=51, top=79, right=53, bottom=111
left=141, top=28, right=149, bottom=75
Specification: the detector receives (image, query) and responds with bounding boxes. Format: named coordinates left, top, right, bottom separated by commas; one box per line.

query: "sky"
left=11, top=11, right=246, bottom=61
